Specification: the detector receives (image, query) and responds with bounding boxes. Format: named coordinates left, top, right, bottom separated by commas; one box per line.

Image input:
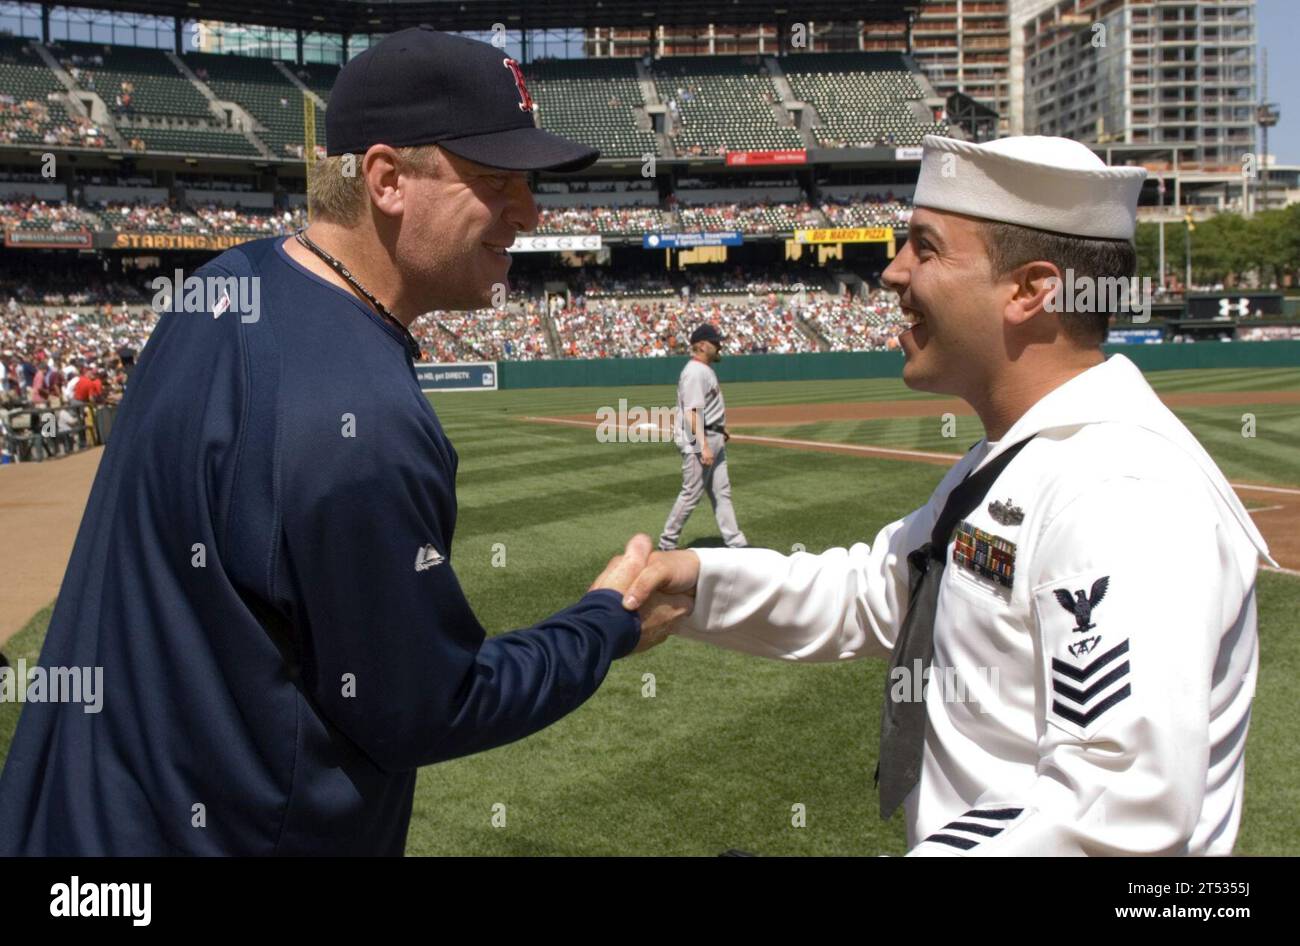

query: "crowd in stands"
left=1, top=255, right=145, bottom=306
left=0, top=191, right=923, bottom=240
left=0, top=194, right=309, bottom=236
left=3, top=265, right=1288, bottom=428
left=535, top=204, right=664, bottom=235
left=553, top=298, right=683, bottom=358
left=415, top=301, right=554, bottom=362
left=679, top=265, right=825, bottom=295
left=0, top=96, right=107, bottom=148
left=281, top=143, right=327, bottom=160
left=800, top=289, right=908, bottom=352
left=580, top=271, right=675, bottom=297
left=820, top=195, right=912, bottom=228
left=94, top=201, right=307, bottom=236
left=487, top=276, right=900, bottom=357
left=553, top=295, right=818, bottom=359
left=1, top=299, right=147, bottom=459
left=677, top=200, right=821, bottom=234
left=0, top=198, right=98, bottom=231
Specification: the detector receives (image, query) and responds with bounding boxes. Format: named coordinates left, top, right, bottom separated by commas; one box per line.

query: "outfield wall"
left=496, top=341, right=1300, bottom=389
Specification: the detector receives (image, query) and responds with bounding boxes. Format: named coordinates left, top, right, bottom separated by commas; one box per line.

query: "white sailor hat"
left=913, top=135, right=1147, bottom=241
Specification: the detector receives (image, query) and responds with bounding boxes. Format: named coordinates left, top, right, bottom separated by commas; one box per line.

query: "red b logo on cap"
left=502, top=58, right=534, bottom=113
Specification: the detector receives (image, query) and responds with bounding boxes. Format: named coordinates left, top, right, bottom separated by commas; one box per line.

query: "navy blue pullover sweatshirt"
left=0, top=236, right=639, bottom=855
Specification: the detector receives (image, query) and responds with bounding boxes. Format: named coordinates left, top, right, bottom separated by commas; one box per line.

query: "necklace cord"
left=294, top=229, right=422, bottom=361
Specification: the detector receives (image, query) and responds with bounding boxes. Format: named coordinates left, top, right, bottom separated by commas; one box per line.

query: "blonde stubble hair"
left=306, top=145, right=441, bottom=225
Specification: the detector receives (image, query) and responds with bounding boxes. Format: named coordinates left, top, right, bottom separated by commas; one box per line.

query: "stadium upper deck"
left=2, top=33, right=948, bottom=163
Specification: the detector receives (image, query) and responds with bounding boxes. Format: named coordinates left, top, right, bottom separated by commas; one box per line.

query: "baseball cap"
left=326, top=27, right=600, bottom=173
left=689, top=324, right=724, bottom=346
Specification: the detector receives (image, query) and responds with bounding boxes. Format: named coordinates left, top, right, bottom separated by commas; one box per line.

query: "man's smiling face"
left=880, top=206, right=1005, bottom=398
left=399, top=146, right=539, bottom=311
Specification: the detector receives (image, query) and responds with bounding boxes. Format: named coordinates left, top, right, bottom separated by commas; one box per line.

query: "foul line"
left=1229, top=482, right=1300, bottom=497
left=521, top=415, right=1300, bottom=495
left=520, top=415, right=963, bottom=462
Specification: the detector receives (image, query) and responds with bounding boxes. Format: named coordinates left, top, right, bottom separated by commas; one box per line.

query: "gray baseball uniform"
left=658, top=358, right=747, bottom=550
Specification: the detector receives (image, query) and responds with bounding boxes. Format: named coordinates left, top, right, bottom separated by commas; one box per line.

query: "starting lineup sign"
left=414, top=361, right=498, bottom=392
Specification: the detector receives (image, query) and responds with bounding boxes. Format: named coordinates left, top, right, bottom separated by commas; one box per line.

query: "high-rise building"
left=898, top=1, right=1014, bottom=137
left=1022, top=0, right=1257, bottom=171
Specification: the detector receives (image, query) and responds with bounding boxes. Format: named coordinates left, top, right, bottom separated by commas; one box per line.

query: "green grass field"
left=2, top=366, right=1298, bottom=854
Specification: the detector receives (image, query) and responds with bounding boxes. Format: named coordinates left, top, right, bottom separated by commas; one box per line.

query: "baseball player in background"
left=624, top=135, right=1273, bottom=856
left=0, top=28, right=683, bottom=856
left=658, top=323, right=749, bottom=552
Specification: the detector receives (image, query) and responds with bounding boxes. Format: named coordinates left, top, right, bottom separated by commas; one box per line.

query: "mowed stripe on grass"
left=417, top=377, right=1299, bottom=855
left=414, top=412, right=940, bottom=854
left=1, top=367, right=1296, bottom=854
left=424, top=367, right=1299, bottom=853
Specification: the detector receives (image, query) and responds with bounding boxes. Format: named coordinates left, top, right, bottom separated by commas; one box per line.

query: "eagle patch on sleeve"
left=1033, top=573, right=1132, bottom=740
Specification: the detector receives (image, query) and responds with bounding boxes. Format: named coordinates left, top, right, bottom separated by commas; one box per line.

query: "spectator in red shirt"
left=73, top=370, right=103, bottom=402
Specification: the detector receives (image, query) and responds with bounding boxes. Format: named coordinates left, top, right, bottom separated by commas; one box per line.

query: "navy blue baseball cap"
left=326, top=27, right=600, bottom=172
left=690, top=324, right=724, bottom=346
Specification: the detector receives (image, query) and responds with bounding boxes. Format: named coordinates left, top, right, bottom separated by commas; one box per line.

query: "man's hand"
left=622, top=549, right=701, bottom=612
left=700, top=445, right=714, bottom=467
left=633, top=591, right=693, bottom=652
left=589, top=534, right=689, bottom=653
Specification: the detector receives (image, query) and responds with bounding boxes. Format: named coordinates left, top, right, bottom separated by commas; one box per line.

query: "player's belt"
left=704, top=422, right=728, bottom=434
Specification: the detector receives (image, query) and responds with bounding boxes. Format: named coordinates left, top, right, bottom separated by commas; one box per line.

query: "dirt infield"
left=534, top=387, right=1300, bottom=574
left=0, top=448, right=103, bottom=647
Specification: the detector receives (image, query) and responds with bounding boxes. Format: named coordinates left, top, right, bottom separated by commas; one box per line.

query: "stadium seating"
left=130, top=125, right=261, bottom=157
left=535, top=205, right=665, bottom=235
left=782, top=52, right=948, bottom=148
left=1, top=304, right=153, bottom=424
left=653, top=57, right=803, bottom=153
left=0, top=36, right=105, bottom=149
left=53, top=41, right=261, bottom=157
left=56, top=40, right=209, bottom=119
left=295, top=62, right=340, bottom=102
left=186, top=51, right=325, bottom=159
left=820, top=198, right=912, bottom=227
left=419, top=304, right=554, bottom=362
left=525, top=59, right=656, bottom=160
left=801, top=289, right=908, bottom=352
left=677, top=200, right=820, bottom=234
left=94, top=202, right=304, bottom=235
left=553, top=295, right=818, bottom=358
left=0, top=199, right=99, bottom=231
left=6, top=41, right=950, bottom=163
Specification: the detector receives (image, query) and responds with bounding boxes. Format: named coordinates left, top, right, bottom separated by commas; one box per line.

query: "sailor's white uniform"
left=680, top=354, right=1273, bottom=855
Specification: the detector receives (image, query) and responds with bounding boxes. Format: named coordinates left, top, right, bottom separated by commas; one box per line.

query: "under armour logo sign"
left=1219, top=297, right=1251, bottom=318
left=1054, top=576, right=1109, bottom=633
left=503, top=58, right=534, bottom=113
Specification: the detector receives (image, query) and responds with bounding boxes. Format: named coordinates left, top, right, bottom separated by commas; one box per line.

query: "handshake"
left=587, top=534, right=703, bottom=653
